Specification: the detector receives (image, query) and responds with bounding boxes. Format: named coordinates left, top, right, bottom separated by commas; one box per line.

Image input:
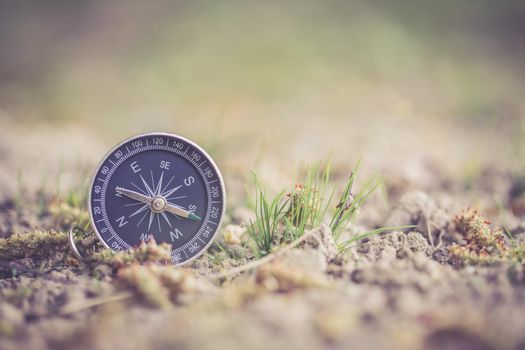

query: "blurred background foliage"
left=0, top=0, right=524, bottom=177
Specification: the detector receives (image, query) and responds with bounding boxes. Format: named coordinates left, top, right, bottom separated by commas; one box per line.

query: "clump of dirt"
left=254, top=258, right=330, bottom=293
left=297, top=224, right=339, bottom=262
left=92, top=239, right=217, bottom=308
left=385, top=191, right=457, bottom=248
left=117, top=264, right=214, bottom=308
left=355, top=230, right=431, bottom=261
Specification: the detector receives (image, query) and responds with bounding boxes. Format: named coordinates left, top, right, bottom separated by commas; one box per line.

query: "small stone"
left=356, top=231, right=430, bottom=262
left=386, top=191, right=452, bottom=246
left=223, top=224, right=245, bottom=245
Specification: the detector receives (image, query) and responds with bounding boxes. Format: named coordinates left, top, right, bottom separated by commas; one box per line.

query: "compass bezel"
left=87, top=131, right=226, bottom=265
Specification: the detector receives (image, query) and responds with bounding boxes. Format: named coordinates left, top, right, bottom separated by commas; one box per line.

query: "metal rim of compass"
left=75, top=131, right=227, bottom=265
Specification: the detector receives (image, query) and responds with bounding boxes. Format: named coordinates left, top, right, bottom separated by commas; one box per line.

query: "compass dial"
left=88, top=132, right=225, bottom=265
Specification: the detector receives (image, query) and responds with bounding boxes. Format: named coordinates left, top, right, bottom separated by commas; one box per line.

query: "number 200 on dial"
left=88, top=132, right=226, bottom=265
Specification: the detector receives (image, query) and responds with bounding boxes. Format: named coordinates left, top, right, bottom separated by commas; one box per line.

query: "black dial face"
left=89, top=133, right=225, bottom=265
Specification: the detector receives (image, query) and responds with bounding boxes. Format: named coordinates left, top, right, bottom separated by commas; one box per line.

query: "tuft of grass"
left=246, top=159, right=397, bottom=258
left=246, top=172, right=288, bottom=257
left=285, top=161, right=334, bottom=241
left=330, top=159, right=383, bottom=241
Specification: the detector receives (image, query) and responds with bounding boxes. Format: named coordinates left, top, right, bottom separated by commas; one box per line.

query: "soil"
left=0, top=117, right=524, bottom=350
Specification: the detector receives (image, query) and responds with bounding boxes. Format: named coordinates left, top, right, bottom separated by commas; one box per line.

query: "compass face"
left=88, top=132, right=225, bottom=265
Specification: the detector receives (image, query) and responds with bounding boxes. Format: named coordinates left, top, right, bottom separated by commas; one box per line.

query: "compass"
left=86, top=132, right=225, bottom=265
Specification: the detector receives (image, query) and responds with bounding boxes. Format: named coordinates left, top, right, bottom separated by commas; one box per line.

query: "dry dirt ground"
left=0, top=116, right=524, bottom=350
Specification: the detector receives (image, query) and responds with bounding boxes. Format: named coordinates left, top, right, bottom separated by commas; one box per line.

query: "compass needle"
left=164, top=202, right=202, bottom=221
left=89, top=133, right=224, bottom=265
left=115, top=187, right=153, bottom=205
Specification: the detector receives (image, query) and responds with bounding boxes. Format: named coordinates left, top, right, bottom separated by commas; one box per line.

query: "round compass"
left=88, top=132, right=225, bottom=265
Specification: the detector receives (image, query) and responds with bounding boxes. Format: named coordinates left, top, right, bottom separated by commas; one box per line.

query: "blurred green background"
left=0, top=0, right=524, bottom=183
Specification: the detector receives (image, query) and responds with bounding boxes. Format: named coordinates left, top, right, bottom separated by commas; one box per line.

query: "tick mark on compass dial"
left=89, top=133, right=225, bottom=265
